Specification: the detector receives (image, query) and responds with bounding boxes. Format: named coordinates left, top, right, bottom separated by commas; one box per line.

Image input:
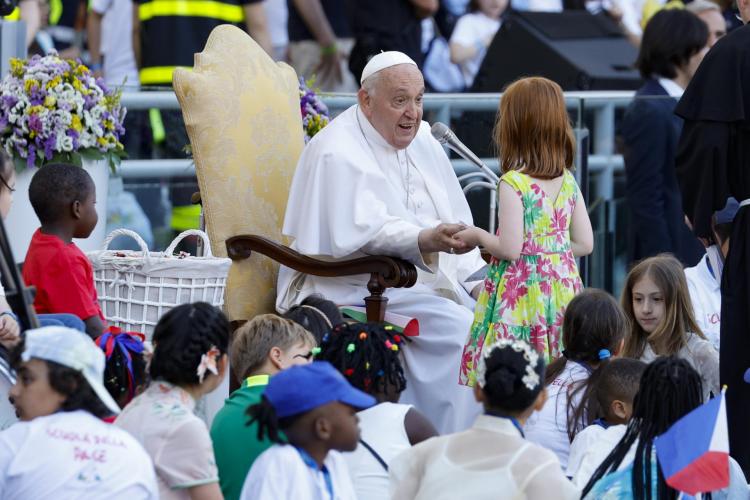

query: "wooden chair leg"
left=365, top=272, right=388, bottom=323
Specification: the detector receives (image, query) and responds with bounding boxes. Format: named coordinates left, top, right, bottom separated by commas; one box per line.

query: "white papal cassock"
left=277, top=105, right=486, bottom=433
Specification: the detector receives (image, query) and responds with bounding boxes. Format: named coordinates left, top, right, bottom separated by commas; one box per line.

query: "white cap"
left=22, top=326, right=121, bottom=415
left=360, top=51, right=418, bottom=84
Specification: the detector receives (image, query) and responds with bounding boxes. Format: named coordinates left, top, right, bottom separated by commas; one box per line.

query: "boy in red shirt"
left=22, top=164, right=105, bottom=338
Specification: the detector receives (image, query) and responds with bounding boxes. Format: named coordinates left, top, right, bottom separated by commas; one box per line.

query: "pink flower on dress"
left=501, top=281, right=528, bottom=310
left=561, top=251, right=576, bottom=271
left=484, top=278, right=496, bottom=294
left=551, top=207, right=568, bottom=232
left=524, top=240, right=545, bottom=256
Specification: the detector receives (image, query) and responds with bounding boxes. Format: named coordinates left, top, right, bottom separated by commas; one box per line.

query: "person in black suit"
left=620, top=10, right=709, bottom=268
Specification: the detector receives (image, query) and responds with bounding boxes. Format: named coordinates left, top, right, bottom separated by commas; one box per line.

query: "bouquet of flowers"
left=0, top=53, right=126, bottom=171
left=299, top=78, right=330, bottom=143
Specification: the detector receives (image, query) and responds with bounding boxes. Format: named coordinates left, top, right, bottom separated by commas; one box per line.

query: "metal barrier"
left=119, top=90, right=633, bottom=202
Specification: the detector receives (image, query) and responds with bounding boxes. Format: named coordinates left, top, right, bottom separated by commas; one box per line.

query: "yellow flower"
left=71, top=114, right=83, bottom=132
left=9, top=59, right=25, bottom=77
left=24, top=79, right=39, bottom=93
left=97, top=137, right=108, bottom=147
left=44, top=95, right=56, bottom=108
left=72, top=79, right=82, bottom=91
left=46, top=76, right=62, bottom=90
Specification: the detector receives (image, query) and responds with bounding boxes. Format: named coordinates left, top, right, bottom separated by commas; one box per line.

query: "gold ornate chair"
left=172, top=25, right=416, bottom=326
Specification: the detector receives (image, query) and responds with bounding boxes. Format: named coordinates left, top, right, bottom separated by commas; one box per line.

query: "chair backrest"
left=173, top=25, right=304, bottom=322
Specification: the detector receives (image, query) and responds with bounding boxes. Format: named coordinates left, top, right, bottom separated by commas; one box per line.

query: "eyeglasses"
left=0, top=175, right=15, bottom=193
left=293, top=351, right=314, bottom=361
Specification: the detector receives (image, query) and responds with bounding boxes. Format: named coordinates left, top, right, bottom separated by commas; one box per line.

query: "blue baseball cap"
left=715, top=198, right=739, bottom=225
left=264, top=361, right=376, bottom=419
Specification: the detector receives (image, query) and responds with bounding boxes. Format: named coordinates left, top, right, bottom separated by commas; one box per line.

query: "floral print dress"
left=460, top=170, right=583, bottom=386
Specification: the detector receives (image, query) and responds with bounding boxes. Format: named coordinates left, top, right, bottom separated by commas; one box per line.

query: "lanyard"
left=485, top=410, right=525, bottom=437
left=295, top=447, right=334, bottom=500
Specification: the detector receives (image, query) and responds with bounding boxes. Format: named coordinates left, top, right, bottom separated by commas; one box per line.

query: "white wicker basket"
left=87, top=229, right=231, bottom=339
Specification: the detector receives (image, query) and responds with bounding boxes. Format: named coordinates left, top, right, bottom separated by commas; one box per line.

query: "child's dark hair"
left=317, top=322, right=406, bottom=395
left=95, top=330, right=147, bottom=407
left=545, top=289, right=627, bottom=441
left=246, top=396, right=301, bottom=444
left=149, top=302, right=230, bottom=386
left=583, top=357, right=704, bottom=500
left=479, top=339, right=546, bottom=413
left=28, top=163, right=94, bottom=225
left=588, top=358, right=647, bottom=422
left=10, top=340, right=111, bottom=418
left=282, top=295, right=344, bottom=344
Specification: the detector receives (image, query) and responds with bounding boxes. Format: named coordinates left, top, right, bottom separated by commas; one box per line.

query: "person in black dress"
left=675, top=12, right=750, bottom=475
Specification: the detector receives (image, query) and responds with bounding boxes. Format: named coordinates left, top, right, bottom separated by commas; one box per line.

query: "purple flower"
left=43, top=135, right=55, bottom=160
left=28, top=113, right=43, bottom=133
left=26, top=145, right=36, bottom=167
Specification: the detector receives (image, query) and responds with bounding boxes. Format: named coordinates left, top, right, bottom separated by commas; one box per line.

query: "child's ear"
left=314, top=415, right=332, bottom=441
left=532, top=387, right=548, bottom=412
left=268, top=346, right=283, bottom=370
left=473, top=384, right=486, bottom=404
left=611, top=399, right=628, bottom=420
left=71, top=200, right=82, bottom=220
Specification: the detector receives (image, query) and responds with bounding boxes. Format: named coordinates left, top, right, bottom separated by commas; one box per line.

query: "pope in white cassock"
left=276, top=51, right=486, bottom=433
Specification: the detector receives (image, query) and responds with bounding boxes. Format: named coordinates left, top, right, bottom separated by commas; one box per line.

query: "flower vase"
left=6, top=160, right=110, bottom=262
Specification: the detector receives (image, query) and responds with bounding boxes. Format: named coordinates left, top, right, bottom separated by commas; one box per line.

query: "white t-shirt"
left=0, top=410, right=157, bottom=499
left=525, top=360, right=590, bottom=469
left=570, top=424, right=629, bottom=488
left=90, top=0, right=139, bottom=89
left=344, top=402, right=412, bottom=500
left=241, top=444, right=357, bottom=500
left=449, top=12, right=501, bottom=88
left=685, top=253, right=721, bottom=351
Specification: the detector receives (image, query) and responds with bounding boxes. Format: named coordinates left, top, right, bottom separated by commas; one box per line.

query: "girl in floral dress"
left=455, top=77, right=593, bottom=385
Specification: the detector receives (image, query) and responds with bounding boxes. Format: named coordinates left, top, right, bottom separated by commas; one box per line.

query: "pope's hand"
left=418, top=223, right=470, bottom=254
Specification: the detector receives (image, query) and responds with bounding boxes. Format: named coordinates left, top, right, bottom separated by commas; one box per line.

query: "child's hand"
left=0, top=314, right=20, bottom=347
left=453, top=227, right=484, bottom=248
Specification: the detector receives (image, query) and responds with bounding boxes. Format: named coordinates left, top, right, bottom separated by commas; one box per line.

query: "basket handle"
left=102, top=229, right=150, bottom=254
left=165, top=229, right=214, bottom=258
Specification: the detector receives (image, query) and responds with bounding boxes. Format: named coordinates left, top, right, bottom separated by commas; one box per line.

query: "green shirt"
left=210, top=375, right=273, bottom=500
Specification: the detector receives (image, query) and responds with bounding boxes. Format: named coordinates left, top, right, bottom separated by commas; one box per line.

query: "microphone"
left=431, top=122, right=498, bottom=183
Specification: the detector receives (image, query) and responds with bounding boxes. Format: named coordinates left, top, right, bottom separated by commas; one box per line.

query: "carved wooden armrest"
left=225, top=234, right=418, bottom=322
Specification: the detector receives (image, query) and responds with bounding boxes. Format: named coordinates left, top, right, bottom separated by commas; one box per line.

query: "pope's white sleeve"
left=361, top=219, right=437, bottom=273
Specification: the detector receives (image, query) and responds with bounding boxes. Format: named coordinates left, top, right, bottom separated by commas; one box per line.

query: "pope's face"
left=359, top=64, right=424, bottom=150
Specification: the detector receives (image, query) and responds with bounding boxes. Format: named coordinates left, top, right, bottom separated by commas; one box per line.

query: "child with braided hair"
left=317, top=322, right=438, bottom=500
left=95, top=327, right=148, bottom=417
left=115, top=302, right=230, bottom=500
left=581, top=357, right=748, bottom=499
left=390, top=338, right=579, bottom=500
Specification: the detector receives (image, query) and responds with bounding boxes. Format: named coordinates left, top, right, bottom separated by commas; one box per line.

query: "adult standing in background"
left=620, top=10, right=707, bottom=268
left=346, top=0, right=438, bottom=82
left=287, top=0, right=357, bottom=92
left=674, top=2, right=750, bottom=475
left=686, top=0, right=728, bottom=47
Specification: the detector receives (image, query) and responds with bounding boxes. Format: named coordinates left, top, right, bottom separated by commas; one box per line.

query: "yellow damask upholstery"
left=172, top=25, right=304, bottom=322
